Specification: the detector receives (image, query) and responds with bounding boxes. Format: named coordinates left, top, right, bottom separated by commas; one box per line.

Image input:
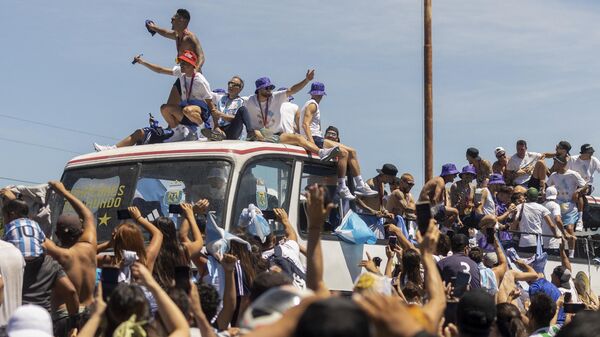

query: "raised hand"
left=221, top=253, right=238, bottom=272
left=274, top=208, right=289, bottom=223
left=131, top=262, right=154, bottom=286
left=355, top=292, right=427, bottom=337
left=128, top=206, right=142, bottom=220
left=181, top=202, right=194, bottom=218
left=193, top=199, right=210, bottom=214
left=305, top=184, right=334, bottom=231
left=48, top=180, right=67, bottom=193
left=306, top=69, right=315, bottom=81
left=358, top=252, right=379, bottom=274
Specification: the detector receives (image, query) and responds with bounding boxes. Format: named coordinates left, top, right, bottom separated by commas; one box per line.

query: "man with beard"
left=386, top=173, right=417, bottom=223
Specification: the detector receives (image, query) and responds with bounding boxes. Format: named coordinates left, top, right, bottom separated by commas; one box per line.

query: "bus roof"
left=66, top=140, right=314, bottom=169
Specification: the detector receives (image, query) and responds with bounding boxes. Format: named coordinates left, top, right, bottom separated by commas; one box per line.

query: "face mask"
left=209, top=184, right=225, bottom=199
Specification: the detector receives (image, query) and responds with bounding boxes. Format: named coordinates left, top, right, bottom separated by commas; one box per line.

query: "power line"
left=0, top=113, right=119, bottom=141
left=0, top=136, right=81, bottom=154
left=0, top=176, right=41, bottom=184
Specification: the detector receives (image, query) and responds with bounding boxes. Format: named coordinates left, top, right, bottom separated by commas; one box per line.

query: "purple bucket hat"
left=255, top=77, right=276, bottom=94
left=459, top=165, right=477, bottom=178
left=277, top=87, right=294, bottom=101
left=308, top=82, right=327, bottom=96
left=489, top=173, right=506, bottom=185
left=440, top=163, right=459, bottom=177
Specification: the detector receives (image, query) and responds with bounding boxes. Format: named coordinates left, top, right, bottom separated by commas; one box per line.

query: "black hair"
left=451, top=234, right=469, bottom=252
left=250, top=271, right=293, bottom=302
left=167, top=288, right=190, bottom=320
left=436, top=233, right=451, bottom=256
left=197, top=283, right=220, bottom=322
left=401, top=248, right=423, bottom=287
left=2, top=199, right=29, bottom=220
left=402, top=281, right=424, bottom=303
left=293, top=297, right=369, bottom=337
left=176, top=9, right=190, bottom=21
left=152, top=217, right=189, bottom=289
left=528, top=293, right=556, bottom=328
left=556, top=310, right=600, bottom=337
left=516, top=140, right=527, bottom=147
left=496, top=303, right=527, bottom=337
left=469, top=247, right=484, bottom=264
left=105, top=284, right=150, bottom=337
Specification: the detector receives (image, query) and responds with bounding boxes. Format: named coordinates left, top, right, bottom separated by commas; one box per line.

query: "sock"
left=354, top=175, right=365, bottom=187
left=578, top=212, right=583, bottom=221
left=569, top=249, right=575, bottom=258
left=338, top=178, right=347, bottom=188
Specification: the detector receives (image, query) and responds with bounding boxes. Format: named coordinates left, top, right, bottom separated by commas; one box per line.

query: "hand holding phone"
left=169, top=204, right=183, bottom=214
left=388, top=235, right=398, bottom=247
left=416, top=201, right=432, bottom=235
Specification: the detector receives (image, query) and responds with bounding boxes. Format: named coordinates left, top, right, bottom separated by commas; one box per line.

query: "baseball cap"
left=494, top=147, right=506, bottom=157
left=545, top=186, right=558, bottom=200
left=553, top=266, right=571, bottom=289
left=7, top=304, right=53, bottom=337
left=526, top=187, right=539, bottom=201
left=177, top=50, right=197, bottom=67
left=581, top=144, right=595, bottom=154
left=466, top=147, right=481, bottom=160
left=376, top=163, right=398, bottom=177
left=240, top=286, right=313, bottom=330
left=457, top=289, right=496, bottom=336
left=56, top=213, right=83, bottom=238
left=557, top=140, right=572, bottom=154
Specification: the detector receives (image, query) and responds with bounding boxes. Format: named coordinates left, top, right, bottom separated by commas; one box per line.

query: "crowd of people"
left=3, top=7, right=600, bottom=337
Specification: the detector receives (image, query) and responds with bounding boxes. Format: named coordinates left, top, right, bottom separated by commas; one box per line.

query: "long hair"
left=113, top=223, right=147, bottom=267
left=229, top=234, right=268, bottom=288
left=496, top=303, right=527, bottom=337
left=152, top=217, right=189, bottom=289
left=401, top=248, right=423, bottom=287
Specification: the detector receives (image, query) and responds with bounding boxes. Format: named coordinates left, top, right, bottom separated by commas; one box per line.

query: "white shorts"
left=165, top=124, right=199, bottom=143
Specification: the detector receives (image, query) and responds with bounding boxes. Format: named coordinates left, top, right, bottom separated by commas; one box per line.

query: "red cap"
left=178, top=50, right=197, bottom=67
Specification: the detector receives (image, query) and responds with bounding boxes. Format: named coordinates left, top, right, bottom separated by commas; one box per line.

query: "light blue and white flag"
left=334, top=209, right=377, bottom=245
left=238, top=204, right=271, bottom=243
left=205, top=211, right=251, bottom=259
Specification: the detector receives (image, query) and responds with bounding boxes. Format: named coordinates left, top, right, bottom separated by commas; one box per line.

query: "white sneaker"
left=576, top=216, right=584, bottom=232
left=93, top=143, right=116, bottom=152
left=338, top=186, right=356, bottom=200
left=354, top=184, right=378, bottom=197
left=318, top=146, right=340, bottom=162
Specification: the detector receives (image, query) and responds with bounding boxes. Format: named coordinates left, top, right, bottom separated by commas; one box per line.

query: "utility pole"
left=424, top=0, right=433, bottom=182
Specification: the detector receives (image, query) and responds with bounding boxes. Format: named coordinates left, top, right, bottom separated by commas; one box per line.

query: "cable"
left=0, top=176, right=41, bottom=184
left=0, top=113, right=119, bottom=141
left=0, top=136, right=80, bottom=154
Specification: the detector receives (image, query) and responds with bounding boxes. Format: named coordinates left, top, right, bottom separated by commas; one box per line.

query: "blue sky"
left=1, top=0, right=600, bottom=190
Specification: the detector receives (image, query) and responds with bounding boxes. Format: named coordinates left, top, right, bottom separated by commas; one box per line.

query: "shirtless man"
left=386, top=173, right=417, bottom=221
left=466, top=147, right=492, bottom=188
left=42, top=181, right=97, bottom=307
left=419, top=163, right=461, bottom=224
left=146, top=9, right=205, bottom=105
left=492, top=147, right=508, bottom=175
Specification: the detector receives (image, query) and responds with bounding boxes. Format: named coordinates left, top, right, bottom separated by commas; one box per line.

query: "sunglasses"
left=228, top=81, right=242, bottom=88
left=403, top=181, right=415, bottom=186
left=325, top=132, right=338, bottom=138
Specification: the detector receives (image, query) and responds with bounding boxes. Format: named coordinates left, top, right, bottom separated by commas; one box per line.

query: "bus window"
left=232, top=158, right=293, bottom=229
left=297, top=161, right=341, bottom=234
left=59, top=164, right=139, bottom=242
left=135, top=160, right=231, bottom=228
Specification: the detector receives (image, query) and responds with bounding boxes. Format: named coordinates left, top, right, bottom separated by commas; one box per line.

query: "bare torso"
left=419, top=176, right=446, bottom=204
left=386, top=190, right=416, bottom=219
left=177, top=30, right=204, bottom=70
left=65, top=243, right=98, bottom=306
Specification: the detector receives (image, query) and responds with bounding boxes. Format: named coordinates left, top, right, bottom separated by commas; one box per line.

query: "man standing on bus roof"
left=93, top=50, right=217, bottom=151
left=238, top=71, right=341, bottom=163
left=146, top=9, right=205, bottom=105
left=298, top=81, right=377, bottom=199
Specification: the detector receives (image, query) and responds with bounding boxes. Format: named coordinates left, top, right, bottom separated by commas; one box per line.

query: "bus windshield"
left=57, top=160, right=232, bottom=242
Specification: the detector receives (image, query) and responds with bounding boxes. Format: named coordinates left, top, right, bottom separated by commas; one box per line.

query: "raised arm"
left=49, top=181, right=96, bottom=245
left=305, top=185, right=333, bottom=296
left=274, top=208, right=298, bottom=242
left=132, top=262, right=189, bottom=337
left=180, top=202, right=205, bottom=258
left=146, top=21, right=177, bottom=39
left=216, top=254, right=238, bottom=330
left=492, top=235, right=508, bottom=284
left=420, top=220, right=446, bottom=326
left=559, top=241, right=573, bottom=272
left=134, top=56, right=173, bottom=75
left=513, top=259, right=540, bottom=282
left=287, top=69, right=314, bottom=96
left=128, top=206, right=163, bottom=272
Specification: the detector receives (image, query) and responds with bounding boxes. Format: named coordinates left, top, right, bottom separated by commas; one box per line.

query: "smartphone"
left=117, top=209, right=131, bottom=220
left=261, top=210, right=276, bottom=220
left=452, top=272, right=470, bottom=298
left=485, top=227, right=496, bottom=245
left=101, top=267, right=120, bottom=301
left=416, top=201, right=432, bottom=235
left=388, top=235, right=398, bottom=247
left=564, top=303, right=586, bottom=314
left=174, top=266, right=191, bottom=293
left=169, top=204, right=182, bottom=214
left=444, top=301, right=459, bottom=325
left=373, top=257, right=382, bottom=267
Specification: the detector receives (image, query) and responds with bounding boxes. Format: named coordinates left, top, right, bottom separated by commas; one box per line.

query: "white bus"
left=55, top=140, right=387, bottom=291
left=54, top=140, right=600, bottom=294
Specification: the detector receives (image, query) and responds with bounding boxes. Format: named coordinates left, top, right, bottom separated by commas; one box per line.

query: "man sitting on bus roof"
left=93, top=50, right=217, bottom=151
left=217, top=71, right=340, bottom=162
left=203, top=76, right=249, bottom=140
left=299, top=81, right=377, bottom=199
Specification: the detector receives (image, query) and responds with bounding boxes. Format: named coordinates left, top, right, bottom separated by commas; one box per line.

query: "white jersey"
left=299, top=99, right=322, bottom=138
left=280, top=102, right=298, bottom=134
left=568, top=155, right=600, bottom=184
